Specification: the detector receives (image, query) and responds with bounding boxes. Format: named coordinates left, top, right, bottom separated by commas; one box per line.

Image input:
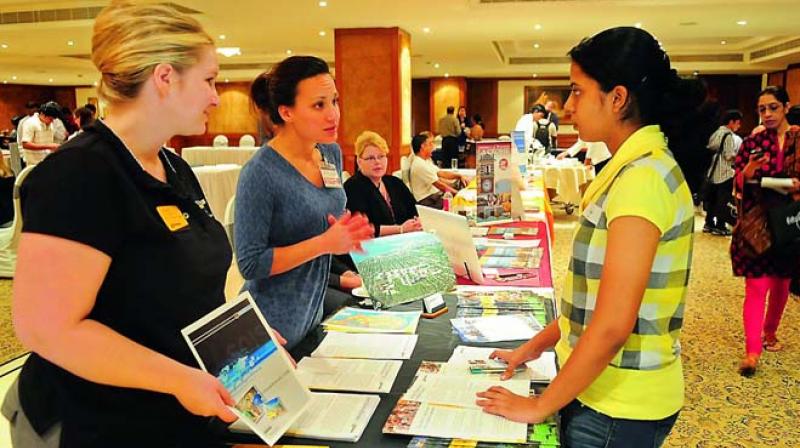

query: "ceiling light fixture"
left=286, top=49, right=293, bottom=55
left=216, top=47, right=241, bottom=57
left=11, top=75, right=17, bottom=80
left=736, top=20, right=747, bottom=26
left=532, top=73, right=538, bottom=78
left=434, top=63, right=440, bottom=68
left=319, top=30, right=326, bottom=37
left=423, top=27, right=431, bottom=33
left=319, top=1, right=327, bottom=6
left=634, top=22, right=642, bottom=28
left=67, top=40, right=74, bottom=46
left=219, top=34, right=226, bottom=40
left=2, top=80, right=7, bottom=84
left=1, top=44, right=7, bottom=49
left=721, top=40, right=727, bottom=45
left=534, top=24, right=542, bottom=31
left=48, top=78, right=54, bottom=83
left=93, top=81, right=98, bottom=86
left=533, top=43, right=540, bottom=49
left=444, top=73, right=450, bottom=78
left=225, top=78, right=230, bottom=83
left=692, top=70, right=699, bottom=76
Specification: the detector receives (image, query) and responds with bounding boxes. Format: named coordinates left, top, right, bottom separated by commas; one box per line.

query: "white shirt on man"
left=409, top=155, right=441, bottom=201
left=20, top=113, right=55, bottom=165
left=514, top=114, right=557, bottom=151
left=565, top=139, right=612, bottom=165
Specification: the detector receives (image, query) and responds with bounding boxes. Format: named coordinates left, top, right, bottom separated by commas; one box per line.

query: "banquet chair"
left=9, top=142, right=22, bottom=176
left=400, top=154, right=412, bottom=188
left=222, top=195, right=244, bottom=300
left=0, top=165, right=35, bottom=277
left=212, top=135, right=229, bottom=147
left=238, top=134, right=256, bottom=147
left=223, top=195, right=236, bottom=250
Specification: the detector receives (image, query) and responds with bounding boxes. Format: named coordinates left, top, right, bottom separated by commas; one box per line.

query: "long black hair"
left=568, top=27, right=716, bottom=190
left=250, top=55, right=331, bottom=125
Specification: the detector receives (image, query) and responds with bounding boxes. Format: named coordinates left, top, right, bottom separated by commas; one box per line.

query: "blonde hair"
left=92, top=2, right=213, bottom=103
left=354, top=131, right=389, bottom=158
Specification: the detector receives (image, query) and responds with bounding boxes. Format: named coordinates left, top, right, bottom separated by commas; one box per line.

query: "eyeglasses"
left=758, top=103, right=783, bottom=114
left=361, top=154, right=388, bottom=163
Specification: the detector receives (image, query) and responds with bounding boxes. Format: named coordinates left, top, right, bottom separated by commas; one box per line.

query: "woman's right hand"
left=401, top=217, right=423, bottom=233
left=743, top=152, right=770, bottom=180
left=490, top=346, right=542, bottom=380
left=324, top=211, right=374, bottom=254
left=173, top=368, right=238, bottom=423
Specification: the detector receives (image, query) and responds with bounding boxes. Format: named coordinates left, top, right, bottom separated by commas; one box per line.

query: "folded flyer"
left=182, top=292, right=311, bottom=446
left=322, top=307, right=421, bottom=334
left=451, top=314, right=543, bottom=343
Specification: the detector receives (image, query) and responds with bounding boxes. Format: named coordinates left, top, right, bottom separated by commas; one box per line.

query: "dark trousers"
left=418, top=192, right=444, bottom=210
left=441, top=136, right=459, bottom=168
left=561, top=400, right=678, bottom=448
left=704, top=178, right=734, bottom=229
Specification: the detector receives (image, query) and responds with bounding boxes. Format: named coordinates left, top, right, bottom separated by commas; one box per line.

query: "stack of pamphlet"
left=455, top=287, right=556, bottom=324
left=451, top=314, right=543, bottom=343
left=321, top=307, right=421, bottom=334
left=406, top=416, right=560, bottom=447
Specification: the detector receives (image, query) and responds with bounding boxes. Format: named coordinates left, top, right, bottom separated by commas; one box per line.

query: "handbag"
left=735, top=200, right=772, bottom=257
left=768, top=200, right=800, bottom=249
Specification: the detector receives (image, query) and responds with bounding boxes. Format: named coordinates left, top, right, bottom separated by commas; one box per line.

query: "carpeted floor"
left=0, top=214, right=797, bottom=446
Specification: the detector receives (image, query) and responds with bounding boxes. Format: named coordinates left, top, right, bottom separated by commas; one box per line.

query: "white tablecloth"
left=191, top=164, right=241, bottom=221
left=534, top=160, right=594, bottom=205
left=182, top=146, right=259, bottom=167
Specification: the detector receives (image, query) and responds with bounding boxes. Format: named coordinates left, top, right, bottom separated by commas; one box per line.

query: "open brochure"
left=322, top=307, right=421, bottom=334
left=232, top=392, right=380, bottom=443
left=451, top=314, right=543, bottom=343
left=181, top=292, right=311, bottom=446
left=350, top=232, right=455, bottom=308
left=311, top=332, right=418, bottom=359
left=296, top=357, right=402, bottom=393
left=447, top=346, right=557, bottom=383
left=455, top=287, right=557, bottom=326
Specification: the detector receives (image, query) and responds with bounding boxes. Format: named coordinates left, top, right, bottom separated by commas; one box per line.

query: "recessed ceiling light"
left=48, top=78, right=54, bottom=83
left=634, top=22, right=642, bottom=28
left=219, top=34, right=226, bottom=40
left=534, top=24, right=542, bottom=31
left=286, top=49, right=293, bottom=55
left=721, top=40, right=727, bottom=45
left=11, top=75, right=16, bottom=80
left=692, top=70, right=699, bottom=76
left=533, top=73, right=538, bottom=78
left=434, top=63, right=440, bottom=68
left=422, top=27, right=431, bottom=33
left=444, top=73, right=450, bottom=78
left=67, top=40, right=74, bottom=46
left=1, top=44, right=7, bottom=49
left=2, top=80, right=7, bottom=84
left=736, top=20, right=747, bottom=26
left=93, top=81, right=98, bottom=86
left=216, top=47, right=241, bottom=57
left=533, top=43, right=540, bottom=49
left=318, top=1, right=327, bottom=6
left=319, top=30, right=326, bottom=37
left=225, top=78, right=230, bottom=83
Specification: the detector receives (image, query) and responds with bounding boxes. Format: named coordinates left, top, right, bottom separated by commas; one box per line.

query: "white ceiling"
left=0, top=0, right=798, bottom=86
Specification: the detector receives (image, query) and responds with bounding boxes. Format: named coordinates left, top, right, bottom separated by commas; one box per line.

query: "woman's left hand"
left=475, top=386, right=550, bottom=423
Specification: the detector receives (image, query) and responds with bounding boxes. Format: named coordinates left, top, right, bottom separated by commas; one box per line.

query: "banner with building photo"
left=476, top=140, right=516, bottom=225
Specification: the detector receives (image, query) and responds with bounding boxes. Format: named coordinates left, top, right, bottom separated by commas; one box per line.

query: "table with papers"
left=191, top=164, right=241, bottom=220
left=182, top=146, right=259, bottom=166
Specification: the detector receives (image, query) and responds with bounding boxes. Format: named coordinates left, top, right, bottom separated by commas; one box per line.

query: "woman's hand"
left=339, top=271, right=363, bottom=289
left=401, top=217, right=423, bottom=233
left=173, top=368, right=238, bottom=423
left=490, top=346, right=541, bottom=380
left=476, top=386, right=549, bottom=424
left=323, top=211, right=374, bottom=254
left=743, top=152, right=770, bottom=180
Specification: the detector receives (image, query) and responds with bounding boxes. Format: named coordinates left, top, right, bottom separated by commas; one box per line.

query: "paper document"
left=761, top=177, right=795, bottom=194
left=311, top=332, right=418, bottom=359
left=232, top=392, right=380, bottom=443
left=296, top=357, right=402, bottom=393
left=182, top=293, right=311, bottom=446
left=525, top=352, right=558, bottom=382
left=451, top=314, right=543, bottom=343
left=404, top=373, right=530, bottom=409
left=322, top=307, right=421, bottom=334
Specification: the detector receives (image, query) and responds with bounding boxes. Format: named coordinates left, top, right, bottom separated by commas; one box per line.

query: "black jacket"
left=344, top=170, right=418, bottom=237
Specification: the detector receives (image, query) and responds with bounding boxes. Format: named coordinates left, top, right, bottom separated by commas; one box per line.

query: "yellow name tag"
left=156, top=205, right=189, bottom=231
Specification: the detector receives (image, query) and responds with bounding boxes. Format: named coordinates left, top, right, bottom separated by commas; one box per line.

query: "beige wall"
left=497, top=80, right=575, bottom=135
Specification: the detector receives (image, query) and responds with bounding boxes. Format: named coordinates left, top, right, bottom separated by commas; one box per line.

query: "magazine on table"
left=181, top=292, right=311, bottom=446
left=321, top=307, right=421, bottom=334
left=350, top=232, right=455, bottom=308
left=296, top=357, right=402, bottom=393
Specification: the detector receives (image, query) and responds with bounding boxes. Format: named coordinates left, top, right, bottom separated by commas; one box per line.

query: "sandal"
left=763, top=334, right=784, bottom=352
left=738, top=354, right=759, bottom=377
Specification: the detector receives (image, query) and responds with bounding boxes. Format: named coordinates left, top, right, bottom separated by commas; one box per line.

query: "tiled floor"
left=0, top=355, right=27, bottom=447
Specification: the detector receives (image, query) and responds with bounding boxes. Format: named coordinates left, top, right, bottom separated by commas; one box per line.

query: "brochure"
left=296, top=357, right=402, bottom=393
left=232, top=392, right=380, bottom=443
left=404, top=373, right=530, bottom=409
left=455, top=287, right=556, bottom=325
left=448, top=346, right=557, bottom=383
left=311, top=332, right=418, bottom=359
left=476, top=140, right=517, bottom=224
left=322, top=307, right=421, bottom=334
left=407, top=414, right=561, bottom=447
left=451, top=314, right=543, bottom=343
left=181, top=292, right=311, bottom=446
left=350, top=232, right=455, bottom=308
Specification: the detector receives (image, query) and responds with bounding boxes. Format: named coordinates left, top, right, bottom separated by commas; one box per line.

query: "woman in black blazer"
left=345, top=131, right=422, bottom=237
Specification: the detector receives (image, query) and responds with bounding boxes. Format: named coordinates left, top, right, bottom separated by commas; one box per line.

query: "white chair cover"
left=238, top=134, right=256, bottom=147
left=0, top=165, right=36, bottom=277
left=212, top=135, right=229, bottom=147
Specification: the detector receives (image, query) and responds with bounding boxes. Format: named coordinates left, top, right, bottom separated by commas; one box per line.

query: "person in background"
left=471, top=113, right=485, bottom=141
left=703, top=109, right=742, bottom=236
left=0, top=155, right=13, bottom=225
left=557, top=139, right=612, bottom=174
left=59, top=106, right=80, bottom=137
left=19, top=101, right=62, bottom=166
left=344, top=130, right=422, bottom=237
left=477, top=27, right=710, bottom=448
left=5, top=3, right=241, bottom=446
left=237, top=55, right=373, bottom=350
left=457, top=106, right=472, bottom=156
left=15, top=101, right=39, bottom=145
left=437, top=106, right=460, bottom=168
left=84, top=103, right=98, bottom=119
left=67, top=107, right=97, bottom=141
left=409, top=131, right=467, bottom=209
left=731, top=86, right=800, bottom=376
left=545, top=100, right=560, bottom=129
left=516, top=104, right=557, bottom=155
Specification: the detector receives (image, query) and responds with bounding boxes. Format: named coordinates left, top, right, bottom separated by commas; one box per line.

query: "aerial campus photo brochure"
left=181, top=293, right=311, bottom=446
left=350, top=232, right=455, bottom=308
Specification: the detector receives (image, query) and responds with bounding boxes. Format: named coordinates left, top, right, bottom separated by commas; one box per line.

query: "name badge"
left=582, top=203, right=603, bottom=225
left=320, top=162, right=343, bottom=189
left=156, top=205, right=189, bottom=231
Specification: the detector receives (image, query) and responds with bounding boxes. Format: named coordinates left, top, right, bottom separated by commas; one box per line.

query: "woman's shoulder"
left=383, top=174, right=408, bottom=190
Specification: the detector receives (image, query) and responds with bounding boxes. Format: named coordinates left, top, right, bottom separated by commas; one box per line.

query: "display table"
left=182, top=146, right=259, bottom=166
left=191, top=164, right=241, bottom=220
left=534, top=159, right=594, bottom=206
left=228, top=293, right=555, bottom=448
